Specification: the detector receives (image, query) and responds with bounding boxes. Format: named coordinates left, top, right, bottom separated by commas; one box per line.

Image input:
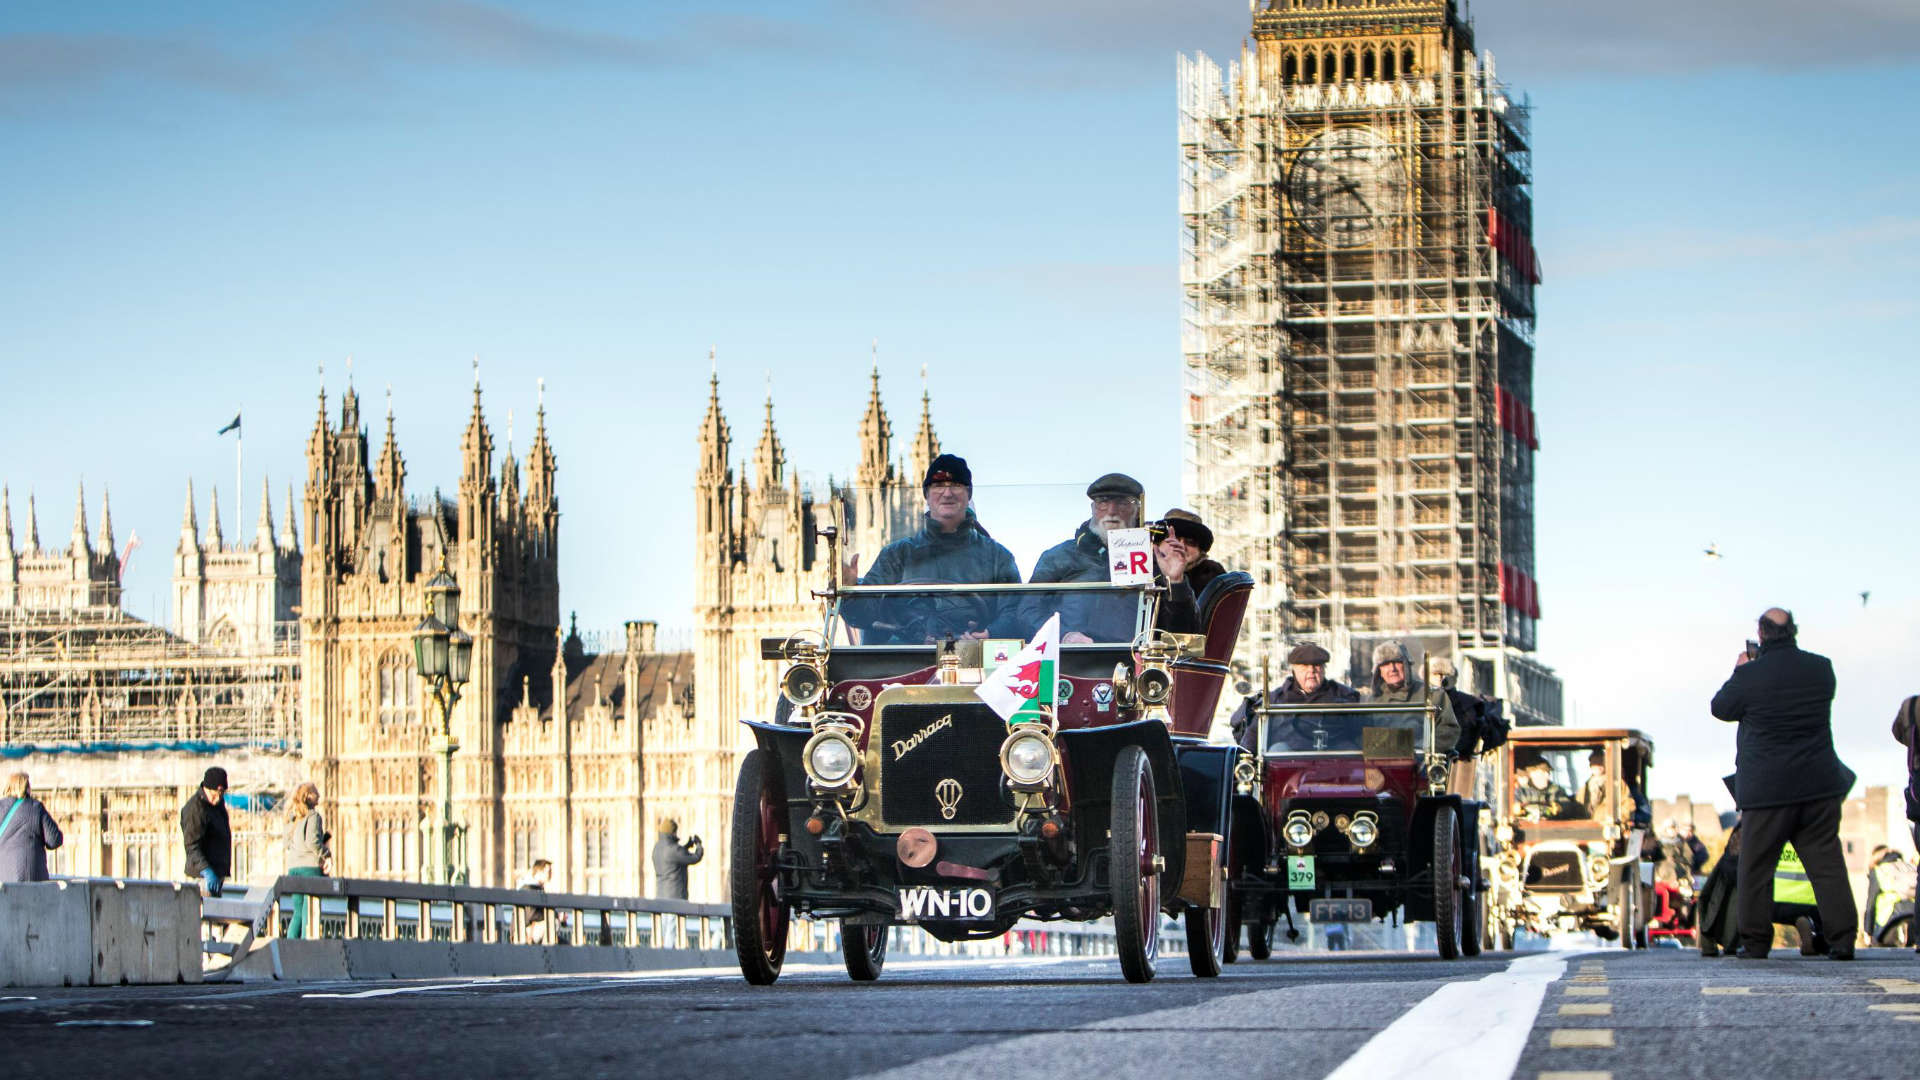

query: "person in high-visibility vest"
left=1866, top=845, right=1916, bottom=943
left=1772, top=843, right=1828, bottom=954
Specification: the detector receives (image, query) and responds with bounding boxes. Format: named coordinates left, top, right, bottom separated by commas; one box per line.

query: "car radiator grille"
left=875, top=701, right=1014, bottom=829
left=1524, top=849, right=1586, bottom=892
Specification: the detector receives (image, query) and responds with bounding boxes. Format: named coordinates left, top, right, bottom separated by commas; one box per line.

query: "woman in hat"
left=1153, top=508, right=1227, bottom=634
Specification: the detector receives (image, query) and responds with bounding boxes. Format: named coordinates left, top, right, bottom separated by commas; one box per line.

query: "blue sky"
left=3, top=0, right=1916, bottom=811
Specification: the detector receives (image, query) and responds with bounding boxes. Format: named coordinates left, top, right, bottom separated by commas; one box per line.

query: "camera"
left=1744, top=640, right=1761, bottom=661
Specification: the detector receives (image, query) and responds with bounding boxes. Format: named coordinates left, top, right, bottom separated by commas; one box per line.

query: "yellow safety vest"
left=1873, top=859, right=1913, bottom=928
left=1772, top=843, right=1815, bottom=906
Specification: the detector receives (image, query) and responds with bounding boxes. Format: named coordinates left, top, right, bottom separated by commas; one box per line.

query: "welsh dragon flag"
left=976, top=612, right=1060, bottom=723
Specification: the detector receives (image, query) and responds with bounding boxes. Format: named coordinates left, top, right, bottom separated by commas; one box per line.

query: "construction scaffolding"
left=1181, top=0, right=1548, bottom=704
left=0, top=608, right=301, bottom=748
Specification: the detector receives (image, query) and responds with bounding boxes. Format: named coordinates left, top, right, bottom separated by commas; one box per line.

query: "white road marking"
left=1321, top=951, right=1582, bottom=1080
left=303, top=983, right=483, bottom=999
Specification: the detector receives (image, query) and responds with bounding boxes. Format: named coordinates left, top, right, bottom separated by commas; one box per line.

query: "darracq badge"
left=935, top=778, right=963, bottom=820
left=846, top=684, right=872, bottom=711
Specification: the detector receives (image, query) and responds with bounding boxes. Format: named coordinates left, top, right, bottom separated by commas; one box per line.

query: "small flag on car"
left=975, top=612, right=1059, bottom=724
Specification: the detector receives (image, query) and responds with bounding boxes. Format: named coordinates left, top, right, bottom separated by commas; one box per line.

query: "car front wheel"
left=1431, top=804, right=1463, bottom=960
left=842, top=921, right=886, bottom=982
left=1110, top=744, right=1160, bottom=984
left=730, top=748, right=790, bottom=985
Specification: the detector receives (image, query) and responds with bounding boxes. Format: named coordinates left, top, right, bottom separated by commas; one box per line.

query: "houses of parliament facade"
left=0, top=366, right=936, bottom=903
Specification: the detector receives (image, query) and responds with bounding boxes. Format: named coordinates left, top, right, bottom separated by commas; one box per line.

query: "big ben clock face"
left=1286, top=127, right=1407, bottom=248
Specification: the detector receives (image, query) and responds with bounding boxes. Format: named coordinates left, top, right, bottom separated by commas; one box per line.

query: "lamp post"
left=412, top=558, right=474, bottom=885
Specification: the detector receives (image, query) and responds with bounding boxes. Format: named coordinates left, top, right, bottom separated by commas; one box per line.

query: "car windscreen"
left=1508, top=744, right=1627, bottom=823
left=1262, top=707, right=1430, bottom=754
left=826, top=481, right=1162, bottom=648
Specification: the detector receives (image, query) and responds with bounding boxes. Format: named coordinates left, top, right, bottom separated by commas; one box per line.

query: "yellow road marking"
left=1570, top=975, right=1607, bottom=983
left=1549, top=1029, right=1615, bottom=1049
left=1578, top=963, right=1605, bottom=972
left=1566, top=986, right=1609, bottom=997
left=1872, top=978, right=1920, bottom=995
left=1702, top=987, right=1751, bottom=995
left=1868, top=1003, right=1920, bottom=1013
left=1558, top=1004, right=1613, bottom=1017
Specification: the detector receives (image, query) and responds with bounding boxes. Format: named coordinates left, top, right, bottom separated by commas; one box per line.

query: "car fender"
left=1058, top=718, right=1189, bottom=890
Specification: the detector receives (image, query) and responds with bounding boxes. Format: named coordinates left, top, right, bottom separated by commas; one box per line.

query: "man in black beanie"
left=843, top=453, right=1021, bottom=644
left=181, top=766, right=232, bottom=897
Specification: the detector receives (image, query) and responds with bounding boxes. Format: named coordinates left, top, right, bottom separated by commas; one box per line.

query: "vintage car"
left=1480, top=727, right=1656, bottom=948
left=730, top=525, right=1255, bottom=984
left=1224, top=699, right=1486, bottom=959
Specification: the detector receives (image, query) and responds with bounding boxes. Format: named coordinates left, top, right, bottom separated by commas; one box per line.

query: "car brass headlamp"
left=1425, top=760, right=1450, bottom=789
left=1346, top=811, right=1380, bottom=849
left=999, top=727, right=1056, bottom=788
left=781, top=661, right=826, bottom=709
left=802, top=728, right=859, bottom=789
left=1586, top=854, right=1611, bottom=884
left=1495, top=823, right=1515, bottom=844
left=1283, top=812, right=1316, bottom=849
left=1136, top=665, right=1173, bottom=707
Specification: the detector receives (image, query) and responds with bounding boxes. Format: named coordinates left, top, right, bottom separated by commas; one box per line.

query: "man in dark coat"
left=1710, top=608, right=1858, bottom=959
left=844, top=453, right=1022, bottom=644
left=180, top=766, right=232, bottom=897
left=1027, top=473, right=1146, bottom=643
left=1153, top=508, right=1227, bottom=635
left=1229, top=643, right=1361, bottom=750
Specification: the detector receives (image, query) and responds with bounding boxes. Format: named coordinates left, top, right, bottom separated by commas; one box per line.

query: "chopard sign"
left=892, top=713, right=953, bottom=762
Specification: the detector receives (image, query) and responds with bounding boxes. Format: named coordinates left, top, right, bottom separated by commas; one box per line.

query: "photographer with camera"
left=282, top=781, right=330, bottom=940
left=651, top=817, right=704, bottom=901
left=1711, top=607, right=1858, bottom=959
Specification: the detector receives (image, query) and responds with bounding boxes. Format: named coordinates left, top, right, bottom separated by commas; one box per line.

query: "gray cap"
left=1372, top=641, right=1410, bottom=667
left=1086, top=473, right=1144, bottom=500
left=1286, top=643, right=1330, bottom=666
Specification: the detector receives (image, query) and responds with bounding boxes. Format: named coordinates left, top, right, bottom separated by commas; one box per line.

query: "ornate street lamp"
left=413, top=557, right=473, bottom=884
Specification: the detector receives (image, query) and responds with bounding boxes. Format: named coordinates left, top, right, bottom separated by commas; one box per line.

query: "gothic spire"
left=909, top=364, right=941, bottom=484
left=280, top=484, right=299, bottom=551
left=856, top=346, right=892, bottom=488
left=461, top=356, right=493, bottom=488
left=70, top=481, right=91, bottom=558
left=24, top=492, right=38, bottom=554
left=527, top=379, right=556, bottom=509
left=180, top=479, right=200, bottom=553
left=1, top=486, right=13, bottom=557
left=256, top=476, right=275, bottom=550
left=753, top=378, right=785, bottom=492
left=98, top=486, right=115, bottom=555
left=697, top=349, right=731, bottom=482
left=208, top=485, right=225, bottom=549
left=374, top=385, right=405, bottom=499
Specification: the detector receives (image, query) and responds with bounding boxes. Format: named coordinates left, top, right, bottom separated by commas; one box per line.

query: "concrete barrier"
left=0, top=879, right=202, bottom=986
left=236, top=939, right=740, bottom=981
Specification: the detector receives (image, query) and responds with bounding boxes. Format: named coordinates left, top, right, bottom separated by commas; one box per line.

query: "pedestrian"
left=651, top=818, right=704, bottom=900
left=518, top=858, right=560, bottom=944
left=281, top=782, right=330, bottom=940
left=1890, top=693, right=1920, bottom=951
left=1679, top=823, right=1711, bottom=879
left=0, top=772, right=65, bottom=883
left=180, top=766, right=232, bottom=897
left=1710, top=608, right=1858, bottom=959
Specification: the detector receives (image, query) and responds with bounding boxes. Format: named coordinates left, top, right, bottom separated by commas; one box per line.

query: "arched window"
left=1323, top=50, right=1336, bottom=83
left=1342, top=50, right=1356, bottom=82
left=1383, top=48, right=1397, bottom=80
left=1283, top=51, right=1299, bottom=84
left=1403, top=46, right=1417, bottom=75
left=1362, top=48, right=1377, bottom=81
left=377, top=652, right=418, bottom=727
left=1303, top=51, right=1318, bottom=83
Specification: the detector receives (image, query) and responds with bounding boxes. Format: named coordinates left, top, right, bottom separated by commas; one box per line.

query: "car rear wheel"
left=842, top=922, right=886, bottom=982
left=1110, top=744, right=1160, bottom=984
left=730, top=748, right=789, bottom=985
left=1461, top=885, right=1484, bottom=957
left=1221, top=893, right=1241, bottom=964
left=1431, top=804, right=1463, bottom=960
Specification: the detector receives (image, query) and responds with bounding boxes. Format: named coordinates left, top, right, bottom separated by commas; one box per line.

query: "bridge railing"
left=254, top=876, right=1190, bottom=961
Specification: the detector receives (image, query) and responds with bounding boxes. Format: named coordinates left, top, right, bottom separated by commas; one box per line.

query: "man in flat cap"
left=1153, top=508, right=1228, bottom=634
left=1026, top=473, right=1148, bottom=642
left=843, top=453, right=1022, bottom=644
left=1229, top=642, right=1361, bottom=751
left=1364, top=640, right=1460, bottom=754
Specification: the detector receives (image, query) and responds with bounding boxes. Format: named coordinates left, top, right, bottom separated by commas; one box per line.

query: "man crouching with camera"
left=1711, top=608, right=1858, bottom=959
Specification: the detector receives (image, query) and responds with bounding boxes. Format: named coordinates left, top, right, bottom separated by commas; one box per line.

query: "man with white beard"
left=1025, top=473, right=1146, bottom=643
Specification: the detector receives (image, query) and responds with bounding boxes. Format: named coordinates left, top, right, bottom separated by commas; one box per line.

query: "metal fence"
left=256, top=876, right=1189, bottom=961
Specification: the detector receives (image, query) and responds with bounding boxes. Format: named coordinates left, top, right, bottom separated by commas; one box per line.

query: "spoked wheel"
left=1110, top=744, right=1161, bottom=984
left=1431, top=804, right=1463, bottom=960
left=1248, top=916, right=1274, bottom=960
left=1221, top=892, right=1242, bottom=965
left=730, top=748, right=790, bottom=985
left=842, top=921, right=887, bottom=982
left=1185, top=818, right=1228, bottom=978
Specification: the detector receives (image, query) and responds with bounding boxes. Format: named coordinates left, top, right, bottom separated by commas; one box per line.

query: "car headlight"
left=1495, top=823, right=1514, bottom=844
left=802, top=729, right=858, bottom=788
left=1283, top=813, right=1316, bottom=849
left=999, top=729, right=1055, bottom=786
left=1347, top=813, right=1379, bottom=848
left=1587, top=854, right=1612, bottom=883
left=781, top=662, right=827, bottom=708
left=1136, top=666, right=1172, bottom=707
left=1425, top=760, right=1451, bottom=788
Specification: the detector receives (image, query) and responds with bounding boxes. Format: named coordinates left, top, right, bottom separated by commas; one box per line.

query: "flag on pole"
left=975, top=612, right=1060, bottom=724
left=118, top=530, right=142, bottom=581
left=217, top=413, right=241, bottom=436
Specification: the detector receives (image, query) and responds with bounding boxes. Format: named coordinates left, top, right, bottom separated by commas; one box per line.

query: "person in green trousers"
left=282, top=782, right=330, bottom=940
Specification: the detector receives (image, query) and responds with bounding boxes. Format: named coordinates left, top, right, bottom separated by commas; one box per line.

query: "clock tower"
left=1180, top=0, right=1559, bottom=722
